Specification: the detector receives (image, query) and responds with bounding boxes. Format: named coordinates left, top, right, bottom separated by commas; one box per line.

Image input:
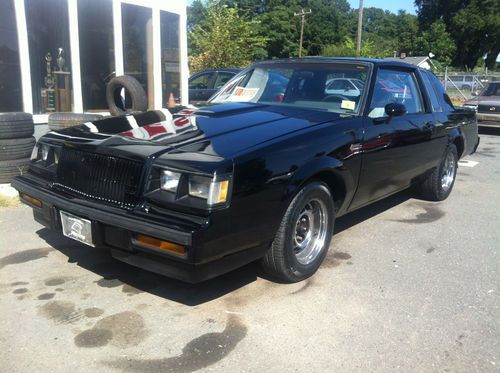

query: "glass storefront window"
left=122, top=3, right=152, bottom=109
left=0, top=0, right=23, bottom=112
left=78, top=0, right=114, bottom=111
left=25, top=0, right=72, bottom=114
left=160, top=11, right=180, bottom=105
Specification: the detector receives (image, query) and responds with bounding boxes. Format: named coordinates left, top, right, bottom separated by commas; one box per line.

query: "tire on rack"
left=261, top=181, right=335, bottom=283
left=0, top=158, right=30, bottom=184
left=48, top=112, right=104, bottom=131
left=106, top=75, right=148, bottom=116
left=0, top=137, right=36, bottom=161
left=415, top=144, right=458, bottom=201
left=0, top=112, right=34, bottom=139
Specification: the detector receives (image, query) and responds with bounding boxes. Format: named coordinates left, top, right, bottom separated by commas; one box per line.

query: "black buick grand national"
left=13, top=58, right=479, bottom=283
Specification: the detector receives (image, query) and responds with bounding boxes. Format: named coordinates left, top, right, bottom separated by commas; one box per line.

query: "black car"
left=189, top=68, right=242, bottom=105
left=13, top=58, right=479, bottom=283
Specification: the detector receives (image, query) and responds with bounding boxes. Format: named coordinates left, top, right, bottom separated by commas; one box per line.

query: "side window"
left=421, top=71, right=442, bottom=112
left=189, top=73, right=212, bottom=90
left=427, top=72, right=455, bottom=111
left=368, top=69, right=424, bottom=118
left=214, top=72, right=235, bottom=89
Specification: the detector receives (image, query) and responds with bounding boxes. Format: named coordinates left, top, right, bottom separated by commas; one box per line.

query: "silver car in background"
left=464, top=82, right=500, bottom=126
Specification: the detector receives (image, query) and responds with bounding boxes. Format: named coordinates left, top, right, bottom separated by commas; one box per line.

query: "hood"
left=464, top=96, right=500, bottom=106
left=43, top=103, right=342, bottom=161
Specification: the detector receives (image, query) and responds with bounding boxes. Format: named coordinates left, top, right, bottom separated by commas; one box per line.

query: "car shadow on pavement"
left=335, top=189, right=412, bottom=234
left=37, top=228, right=260, bottom=306
left=478, top=126, right=500, bottom=136
left=36, top=189, right=413, bottom=306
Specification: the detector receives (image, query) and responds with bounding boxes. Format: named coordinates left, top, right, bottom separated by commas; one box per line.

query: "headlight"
left=160, top=170, right=181, bottom=192
left=463, top=104, right=477, bottom=111
left=188, top=175, right=230, bottom=206
left=30, top=142, right=60, bottom=166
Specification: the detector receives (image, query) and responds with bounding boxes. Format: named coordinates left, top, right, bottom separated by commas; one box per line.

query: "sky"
left=347, top=0, right=416, bottom=14
left=187, top=0, right=418, bottom=14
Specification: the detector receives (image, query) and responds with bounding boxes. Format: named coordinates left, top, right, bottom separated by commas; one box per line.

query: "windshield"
left=210, top=62, right=370, bottom=114
left=479, top=82, right=500, bottom=97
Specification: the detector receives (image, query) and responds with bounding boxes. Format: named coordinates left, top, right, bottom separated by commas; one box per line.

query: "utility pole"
left=294, top=9, right=312, bottom=58
left=356, top=0, right=364, bottom=57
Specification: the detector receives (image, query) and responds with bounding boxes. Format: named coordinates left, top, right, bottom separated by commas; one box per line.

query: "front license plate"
left=60, top=211, right=94, bottom=247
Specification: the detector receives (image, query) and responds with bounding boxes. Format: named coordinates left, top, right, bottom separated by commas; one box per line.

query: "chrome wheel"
left=441, top=151, right=456, bottom=192
left=293, top=198, right=328, bottom=265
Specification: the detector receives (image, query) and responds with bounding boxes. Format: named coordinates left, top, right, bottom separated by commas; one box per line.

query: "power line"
left=356, top=0, right=364, bottom=57
left=294, top=9, right=312, bottom=58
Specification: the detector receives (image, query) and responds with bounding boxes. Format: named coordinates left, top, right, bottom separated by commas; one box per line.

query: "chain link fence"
left=436, top=71, right=500, bottom=106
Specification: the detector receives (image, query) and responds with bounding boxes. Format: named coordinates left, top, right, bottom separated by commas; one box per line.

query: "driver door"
left=349, top=67, right=435, bottom=210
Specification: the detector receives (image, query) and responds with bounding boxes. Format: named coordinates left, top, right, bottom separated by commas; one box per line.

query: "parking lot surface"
left=1, top=132, right=499, bottom=373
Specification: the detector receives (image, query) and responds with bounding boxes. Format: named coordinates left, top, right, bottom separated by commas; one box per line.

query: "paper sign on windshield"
left=341, top=100, right=356, bottom=111
left=228, top=87, right=259, bottom=102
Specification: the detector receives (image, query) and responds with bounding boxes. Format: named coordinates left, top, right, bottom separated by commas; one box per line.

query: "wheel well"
left=310, top=171, right=346, bottom=212
left=453, top=136, right=464, bottom=158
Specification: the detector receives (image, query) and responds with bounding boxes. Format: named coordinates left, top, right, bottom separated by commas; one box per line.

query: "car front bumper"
left=11, top=175, right=269, bottom=283
left=476, top=112, right=500, bottom=125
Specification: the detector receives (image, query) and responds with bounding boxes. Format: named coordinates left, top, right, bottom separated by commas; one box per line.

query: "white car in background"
left=325, top=78, right=365, bottom=98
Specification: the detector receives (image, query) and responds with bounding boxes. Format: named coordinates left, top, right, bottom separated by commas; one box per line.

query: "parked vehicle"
left=463, top=82, right=500, bottom=126
left=324, top=78, right=365, bottom=98
left=189, top=68, right=242, bottom=105
left=13, top=58, right=479, bottom=283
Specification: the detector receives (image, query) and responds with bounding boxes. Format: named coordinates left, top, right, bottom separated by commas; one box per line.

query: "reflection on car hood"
left=43, top=103, right=342, bottom=160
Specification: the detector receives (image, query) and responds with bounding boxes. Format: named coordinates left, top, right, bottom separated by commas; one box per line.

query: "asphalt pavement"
left=1, top=131, right=499, bottom=373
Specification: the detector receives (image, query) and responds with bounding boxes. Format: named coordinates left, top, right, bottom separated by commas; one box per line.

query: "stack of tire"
left=48, top=112, right=104, bottom=131
left=0, top=112, right=35, bottom=184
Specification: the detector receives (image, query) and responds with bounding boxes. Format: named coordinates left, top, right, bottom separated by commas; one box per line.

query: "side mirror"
left=385, top=103, right=407, bottom=117
left=471, top=91, right=478, bottom=96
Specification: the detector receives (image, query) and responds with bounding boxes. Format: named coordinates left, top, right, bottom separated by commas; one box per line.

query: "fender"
left=283, top=156, right=356, bottom=215
left=447, top=127, right=465, bottom=158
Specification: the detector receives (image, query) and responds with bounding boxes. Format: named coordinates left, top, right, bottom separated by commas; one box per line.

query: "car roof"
left=253, top=57, right=421, bottom=70
left=192, top=68, right=243, bottom=74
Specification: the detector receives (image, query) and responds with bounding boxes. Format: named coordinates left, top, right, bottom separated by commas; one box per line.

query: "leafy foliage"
left=188, top=2, right=267, bottom=73
left=188, top=0, right=499, bottom=72
left=415, top=0, right=500, bottom=69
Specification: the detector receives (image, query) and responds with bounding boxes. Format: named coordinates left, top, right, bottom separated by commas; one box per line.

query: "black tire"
left=48, top=112, right=104, bottom=131
left=0, top=112, right=34, bottom=139
left=106, top=75, right=148, bottom=116
left=416, top=144, right=458, bottom=201
left=0, top=137, right=36, bottom=161
left=261, top=182, right=335, bottom=282
left=0, top=158, right=30, bottom=184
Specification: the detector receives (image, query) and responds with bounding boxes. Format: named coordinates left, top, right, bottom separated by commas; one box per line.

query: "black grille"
left=478, top=104, right=499, bottom=113
left=54, top=148, right=143, bottom=208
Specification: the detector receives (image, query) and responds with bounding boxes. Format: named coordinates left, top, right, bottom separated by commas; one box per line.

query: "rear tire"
left=261, top=182, right=335, bottom=282
left=416, top=144, right=458, bottom=201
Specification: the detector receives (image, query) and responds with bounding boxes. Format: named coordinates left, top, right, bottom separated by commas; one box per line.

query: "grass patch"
left=0, top=195, right=21, bottom=208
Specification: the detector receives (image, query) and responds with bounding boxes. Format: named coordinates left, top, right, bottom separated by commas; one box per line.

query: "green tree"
left=413, top=20, right=456, bottom=66
left=322, top=36, right=390, bottom=58
left=415, top=0, right=500, bottom=69
left=188, top=2, right=267, bottom=73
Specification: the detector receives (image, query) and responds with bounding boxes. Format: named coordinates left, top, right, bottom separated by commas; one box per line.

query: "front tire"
left=417, top=144, right=458, bottom=201
left=261, top=182, right=335, bottom=282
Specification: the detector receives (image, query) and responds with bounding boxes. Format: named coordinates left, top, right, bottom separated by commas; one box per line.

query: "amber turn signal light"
left=20, top=193, right=42, bottom=208
left=135, top=234, right=186, bottom=256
